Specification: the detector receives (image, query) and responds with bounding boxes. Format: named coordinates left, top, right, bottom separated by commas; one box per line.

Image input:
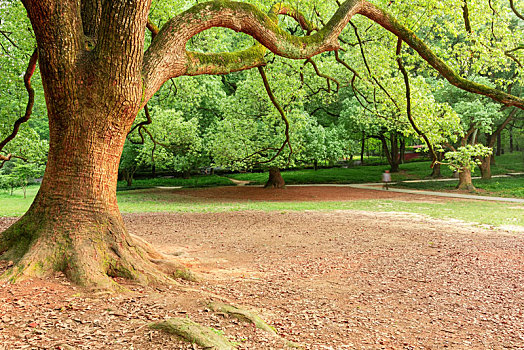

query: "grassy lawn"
left=395, top=176, right=524, bottom=198
left=1, top=153, right=522, bottom=228
left=229, top=161, right=448, bottom=185
left=116, top=174, right=234, bottom=191
left=115, top=191, right=523, bottom=228
left=229, top=152, right=523, bottom=187
left=2, top=185, right=522, bottom=229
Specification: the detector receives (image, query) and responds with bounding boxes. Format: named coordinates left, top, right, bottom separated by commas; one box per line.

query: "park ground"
left=1, top=185, right=523, bottom=349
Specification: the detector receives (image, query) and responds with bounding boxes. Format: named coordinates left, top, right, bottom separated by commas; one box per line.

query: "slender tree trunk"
left=264, top=167, right=285, bottom=189
left=380, top=134, right=400, bottom=172
left=479, top=156, right=492, bottom=179
left=399, top=137, right=406, bottom=164
left=360, top=132, right=365, bottom=165
left=431, top=162, right=441, bottom=178
left=496, top=133, right=502, bottom=156
left=431, top=152, right=443, bottom=178
left=456, top=168, right=475, bottom=191
left=509, top=129, right=514, bottom=153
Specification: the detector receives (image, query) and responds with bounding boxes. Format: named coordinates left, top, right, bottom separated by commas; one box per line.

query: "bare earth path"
left=1, top=187, right=523, bottom=349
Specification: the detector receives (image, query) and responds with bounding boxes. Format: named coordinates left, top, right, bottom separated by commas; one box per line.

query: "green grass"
left=395, top=176, right=524, bottom=198
left=115, top=190, right=524, bottom=228
left=2, top=153, right=522, bottom=229
left=229, top=152, right=523, bottom=190
left=1, top=184, right=522, bottom=229
left=116, top=175, right=234, bottom=191
left=0, top=185, right=40, bottom=217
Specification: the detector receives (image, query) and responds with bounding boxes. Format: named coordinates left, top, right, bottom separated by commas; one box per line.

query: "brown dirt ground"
left=1, top=186, right=523, bottom=350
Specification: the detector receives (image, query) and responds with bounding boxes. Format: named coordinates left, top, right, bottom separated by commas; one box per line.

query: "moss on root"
left=149, top=317, right=236, bottom=350
left=0, top=212, right=182, bottom=291
left=209, top=302, right=304, bottom=349
left=209, top=302, right=277, bottom=334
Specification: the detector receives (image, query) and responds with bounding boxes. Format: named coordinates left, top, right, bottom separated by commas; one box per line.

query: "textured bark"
left=1, top=0, right=168, bottom=289
left=457, top=169, right=475, bottom=191
left=264, top=168, right=286, bottom=189
left=479, top=156, right=492, bottom=180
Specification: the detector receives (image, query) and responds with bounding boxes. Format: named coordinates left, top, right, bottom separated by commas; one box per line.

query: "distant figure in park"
left=382, top=170, right=391, bottom=190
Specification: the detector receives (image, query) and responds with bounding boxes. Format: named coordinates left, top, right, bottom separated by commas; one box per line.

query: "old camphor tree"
left=1, top=0, right=523, bottom=289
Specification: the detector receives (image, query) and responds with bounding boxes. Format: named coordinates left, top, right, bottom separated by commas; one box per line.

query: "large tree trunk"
left=456, top=168, right=475, bottom=191
left=264, top=167, right=285, bottom=189
left=479, top=156, right=492, bottom=180
left=0, top=1, right=169, bottom=288
left=1, top=103, right=168, bottom=289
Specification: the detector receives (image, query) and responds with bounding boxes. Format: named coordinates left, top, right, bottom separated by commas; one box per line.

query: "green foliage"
left=444, top=144, right=493, bottom=172
left=132, top=108, right=207, bottom=175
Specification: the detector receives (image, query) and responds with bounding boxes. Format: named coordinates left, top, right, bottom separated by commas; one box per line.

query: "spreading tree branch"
left=142, top=0, right=363, bottom=101
left=241, top=67, right=293, bottom=165
left=509, top=0, right=524, bottom=21
left=395, top=40, right=437, bottom=166
left=358, top=1, right=524, bottom=109
left=0, top=48, right=38, bottom=168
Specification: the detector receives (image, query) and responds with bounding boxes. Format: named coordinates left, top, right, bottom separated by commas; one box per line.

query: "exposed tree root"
left=209, top=302, right=277, bottom=335
left=209, top=302, right=303, bottom=349
left=149, top=317, right=236, bottom=350
left=0, top=210, right=193, bottom=290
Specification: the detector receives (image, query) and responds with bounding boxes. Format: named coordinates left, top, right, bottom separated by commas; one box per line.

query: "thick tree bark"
left=264, top=167, right=286, bottom=189
left=1, top=104, right=169, bottom=288
left=456, top=168, right=475, bottom=191
left=479, top=156, right=492, bottom=180
left=0, top=0, right=170, bottom=289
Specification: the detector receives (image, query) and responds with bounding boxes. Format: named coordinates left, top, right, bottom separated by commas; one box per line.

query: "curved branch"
left=510, top=0, right=524, bottom=21
left=358, top=1, right=524, bottom=109
left=0, top=49, right=38, bottom=157
left=185, top=44, right=267, bottom=76
left=142, top=0, right=363, bottom=101
left=268, top=3, right=318, bottom=34
left=305, top=58, right=341, bottom=92
left=241, top=67, right=293, bottom=165
left=396, top=40, right=437, bottom=166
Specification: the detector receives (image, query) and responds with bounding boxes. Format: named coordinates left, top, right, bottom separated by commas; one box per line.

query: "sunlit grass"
left=395, top=176, right=524, bottom=198
left=120, top=195, right=523, bottom=229
left=1, top=185, right=522, bottom=229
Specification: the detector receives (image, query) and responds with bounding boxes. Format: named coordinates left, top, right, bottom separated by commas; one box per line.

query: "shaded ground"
left=1, top=187, right=523, bottom=349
